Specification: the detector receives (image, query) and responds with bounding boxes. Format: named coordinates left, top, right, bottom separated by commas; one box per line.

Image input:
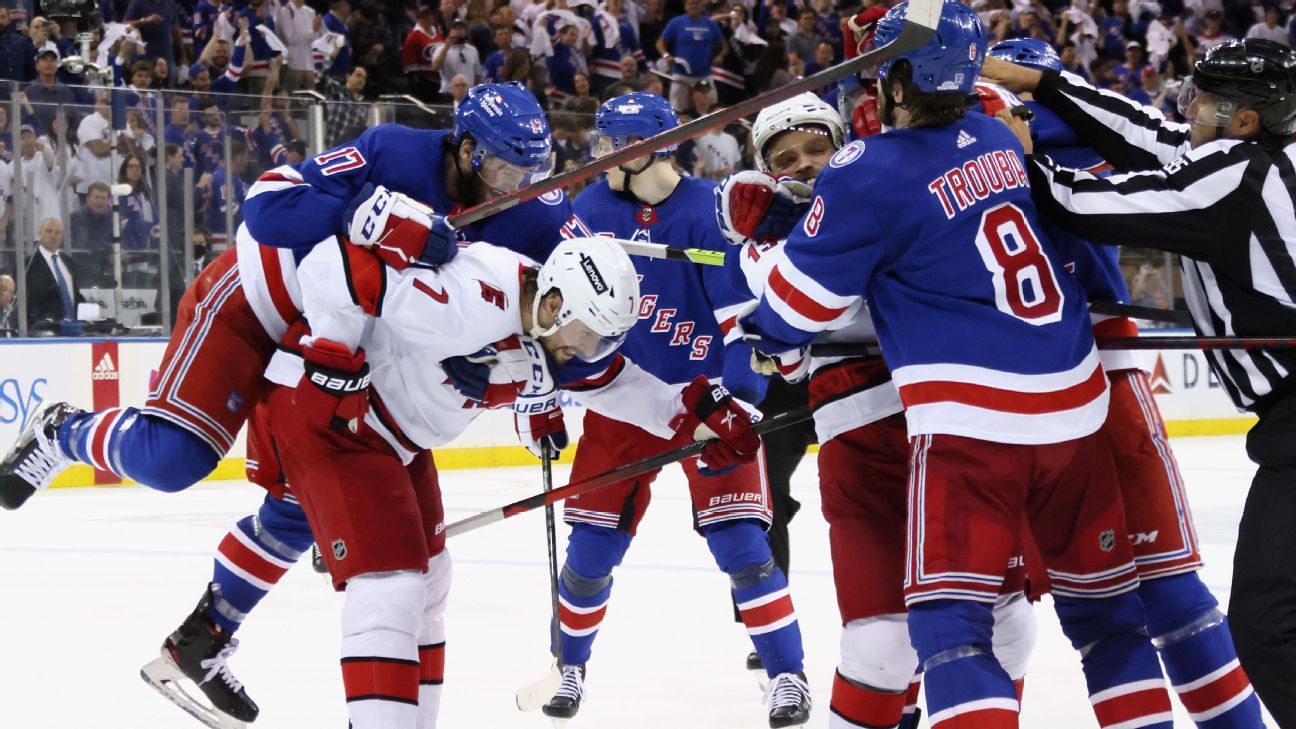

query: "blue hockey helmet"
left=875, top=0, right=986, bottom=93
left=454, top=82, right=555, bottom=193
left=591, top=92, right=680, bottom=159
left=988, top=38, right=1063, bottom=72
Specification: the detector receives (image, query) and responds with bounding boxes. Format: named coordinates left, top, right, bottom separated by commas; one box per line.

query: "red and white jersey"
left=735, top=239, right=901, bottom=443
left=236, top=223, right=305, bottom=343
left=266, top=241, right=687, bottom=460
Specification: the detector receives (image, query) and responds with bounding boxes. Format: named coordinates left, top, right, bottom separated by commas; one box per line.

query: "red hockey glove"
left=295, top=339, right=370, bottom=434
left=344, top=183, right=459, bottom=269
left=717, top=171, right=812, bottom=247
left=673, top=376, right=761, bottom=477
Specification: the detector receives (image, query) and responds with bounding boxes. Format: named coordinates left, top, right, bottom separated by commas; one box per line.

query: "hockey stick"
left=614, top=239, right=1195, bottom=328
left=446, top=0, right=942, bottom=228
left=515, top=446, right=566, bottom=711
left=445, top=405, right=814, bottom=538
left=809, top=335, right=1296, bottom=358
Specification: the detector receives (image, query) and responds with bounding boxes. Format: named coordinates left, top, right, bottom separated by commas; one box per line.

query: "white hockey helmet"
left=530, top=237, right=640, bottom=362
left=752, top=92, right=847, bottom=174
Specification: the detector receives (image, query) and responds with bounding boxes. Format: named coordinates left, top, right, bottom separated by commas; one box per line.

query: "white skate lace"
left=13, top=426, right=69, bottom=490
left=553, top=666, right=584, bottom=701
left=763, top=672, right=810, bottom=710
left=199, top=639, right=245, bottom=694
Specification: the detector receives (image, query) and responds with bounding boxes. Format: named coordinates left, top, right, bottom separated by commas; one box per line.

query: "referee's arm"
left=1026, top=139, right=1261, bottom=259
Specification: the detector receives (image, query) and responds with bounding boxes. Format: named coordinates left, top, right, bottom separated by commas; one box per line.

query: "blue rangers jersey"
left=747, top=111, right=1107, bottom=445
left=243, top=125, right=579, bottom=262
left=573, top=177, right=766, bottom=404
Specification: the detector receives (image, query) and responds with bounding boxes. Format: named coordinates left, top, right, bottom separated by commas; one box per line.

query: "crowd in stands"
left=0, top=0, right=1258, bottom=334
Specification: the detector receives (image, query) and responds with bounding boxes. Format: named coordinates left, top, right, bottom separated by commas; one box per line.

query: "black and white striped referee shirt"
left=1025, top=71, right=1296, bottom=414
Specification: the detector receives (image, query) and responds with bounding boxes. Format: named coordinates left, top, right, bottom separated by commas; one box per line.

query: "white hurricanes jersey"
left=266, top=241, right=687, bottom=461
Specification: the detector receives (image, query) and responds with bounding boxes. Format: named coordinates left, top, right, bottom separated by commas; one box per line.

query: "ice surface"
left=0, top=435, right=1276, bottom=728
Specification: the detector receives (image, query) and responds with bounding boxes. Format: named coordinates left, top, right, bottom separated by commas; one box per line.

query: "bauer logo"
left=1098, top=529, right=1116, bottom=552
left=580, top=254, right=608, bottom=294
left=829, top=140, right=865, bottom=168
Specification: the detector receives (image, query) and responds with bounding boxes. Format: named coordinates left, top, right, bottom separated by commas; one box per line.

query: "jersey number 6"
left=974, top=203, right=1064, bottom=326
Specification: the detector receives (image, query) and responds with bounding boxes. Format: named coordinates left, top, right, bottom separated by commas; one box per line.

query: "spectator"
left=786, top=8, right=824, bottom=65
left=70, top=182, right=113, bottom=254
left=0, top=272, right=14, bottom=334
left=118, top=155, right=158, bottom=251
left=1056, top=4, right=1099, bottom=68
left=126, top=60, right=158, bottom=131
left=693, top=118, right=740, bottom=179
left=161, top=142, right=212, bottom=244
left=15, top=124, right=60, bottom=234
left=657, top=0, right=725, bottom=111
left=688, top=76, right=715, bottom=117
left=193, top=99, right=226, bottom=175
left=545, top=21, right=587, bottom=106
left=0, top=10, right=35, bottom=82
left=448, top=73, right=470, bottom=109
left=1111, top=41, right=1150, bottom=88
left=1099, top=0, right=1136, bottom=60
left=323, top=0, right=353, bottom=77
left=764, top=1, right=797, bottom=38
left=615, top=52, right=644, bottom=92
left=0, top=106, right=14, bottom=162
left=274, top=0, right=318, bottom=92
left=1145, top=13, right=1180, bottom=68
left=124, top=0, right=178, bottom=66
left=403, top=7, right=445, bottom=99
left=1247, top=7, right=1287, bottom=44
left=1058, top=40, right=1092, bottom=82
left=500, top=47, right=534, bottom=90
left=208, top=139, right=248, bottom=247
left=589, top=0, right=644, bottom=97
left=192, top=0, right=220, bottom=57
left=804, top=39, right=834, bottom=75
left=347, top=0, right=390, bottom=76
left=239, top=0, right=280, bottom=96
left=433, top=20, right=482, bottom=99
left=1195, top=8, right=1234, bottom=59
left=1012, top=6, right=1054, bottom=44
left=482, top=23, right=512, bottom=83
left=24, top=47, right=75, bottom=135
left=152, top=57, right=170, bottom=88
left=25, top=217, right=83, bottom=326
left=811, top=0, right=842, bottom=57
left=163, top=95, right=196, bottom=161
left=322, top=65, right=369, bottom=146
left=75, top=92, right=114, bottom=197
left=284, top=138, right=307, bottom=164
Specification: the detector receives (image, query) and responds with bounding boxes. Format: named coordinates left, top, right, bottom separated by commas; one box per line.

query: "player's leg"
left=406, top=451, right=449, bottom=729
left=271, top=387, right=435, bottom=729
left=1106, top=369, right=1262, bottom=727
left=903, top=434, right=1024, bottom=728
left=991, top=593, right=1037, bottom=702
left=545, top=411, right=657, bottom=720
left=819, top=416, right=919, bottom=729
left=1029, top=430, right=1173, bottom=729
left=0, top=250, right=272, bottom=508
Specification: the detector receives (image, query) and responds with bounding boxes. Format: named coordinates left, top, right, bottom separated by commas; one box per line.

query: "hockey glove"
left=727, top=301, right=811, bottom=382
left=344, top=183, right=459, bottom=269
left=514, top=388, right=568, bottom=458
left=441, top=337, right=533, bottom=408
left=673, top=376, right=762, bottom=477
left=296, top=339, right=370, bottom=434
left=716, top=171, right=812, bottom=247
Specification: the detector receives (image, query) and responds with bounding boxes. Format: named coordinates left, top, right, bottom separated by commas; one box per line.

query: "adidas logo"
left=956, top=130, right=977, bottom=149
left=93, top=352, right=119, bottom=381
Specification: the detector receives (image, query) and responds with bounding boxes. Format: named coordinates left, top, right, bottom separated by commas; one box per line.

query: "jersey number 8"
left=974, top=203, right=1064, bottom=326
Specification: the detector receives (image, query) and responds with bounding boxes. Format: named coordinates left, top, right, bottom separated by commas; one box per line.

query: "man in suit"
left=25, top=218, right=83, bottom=328
left=0, top=273, right=15, bottom=335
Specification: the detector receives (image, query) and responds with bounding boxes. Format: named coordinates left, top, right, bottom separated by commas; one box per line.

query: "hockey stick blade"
left=615, top=238, right=725, bottom=267
left=445, top=406, right=813, bottom=538
left=516, top=661, right=563, bottom=712
left=446, top=0, right=941, bottom=228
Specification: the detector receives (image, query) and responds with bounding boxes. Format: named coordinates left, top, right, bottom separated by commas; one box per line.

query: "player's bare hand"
left=994, top=108, right=1033, bottom=154
left=980, top=57, right=1043, bottom=95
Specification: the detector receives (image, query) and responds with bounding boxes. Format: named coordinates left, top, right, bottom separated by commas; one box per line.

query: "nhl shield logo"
left=1098, top=529, right=1116, bottom=553
left=332, top=539, right=348, bottom=560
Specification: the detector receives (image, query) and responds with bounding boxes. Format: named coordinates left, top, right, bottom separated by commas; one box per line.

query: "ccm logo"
left=309, top=372, right=370, bottom=392
left=708, top=493, right=762, bottom=507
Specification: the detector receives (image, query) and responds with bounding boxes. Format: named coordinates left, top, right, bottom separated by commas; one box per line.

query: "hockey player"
left=250, top=235, right=762, bottom=729
left=982, top=37, right=1264, bottom=728
left=0, top=82, right=579, bottom=726
left=740, top=2, right=1177, bottom=727
left=719, top=91, right=1037, bottom=729
left=538, top=91, right=811, bottom=729
left=984, top=36, right=1280, bottom=721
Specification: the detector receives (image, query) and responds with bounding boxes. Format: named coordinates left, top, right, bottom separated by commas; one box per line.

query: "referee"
left=985, top=38, right=1296, bottom=724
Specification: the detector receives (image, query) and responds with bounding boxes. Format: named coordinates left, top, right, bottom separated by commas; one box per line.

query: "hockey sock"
left=829, top=670, right=908, bottom=729
left=555, top=524, right=631, bottom=667
left=1139, top=574, right=1262, bottom=728
left=208, top=494, right=312, bottom=634
left=417, top=552, right=451, bottom=729
left=58, top=408, right=218, bottom=492
left=908, top=599, right=1019, bottom=729
left=1053, top=594, right=1174, bottom=729
left=899, top=677, right=922, bottom=728
left=706, top=521, right=804, bottom=677
left=341, top=571, right=425, bottom=729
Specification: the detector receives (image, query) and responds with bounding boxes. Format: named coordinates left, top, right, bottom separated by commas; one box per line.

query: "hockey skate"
left=140, top=584, right=259, bottom=729
left=541, top=664, right=586, bottom=727
left=764, top=672, right=811, bottom=728
left=0, top=401, right=80, bottom=510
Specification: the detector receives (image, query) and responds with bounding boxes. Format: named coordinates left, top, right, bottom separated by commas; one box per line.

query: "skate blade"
left=140, top=653, right=248, bottom=729
left=750, top=667, right=770, bottom=693
left=515, top=662, right=563, bottom=712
